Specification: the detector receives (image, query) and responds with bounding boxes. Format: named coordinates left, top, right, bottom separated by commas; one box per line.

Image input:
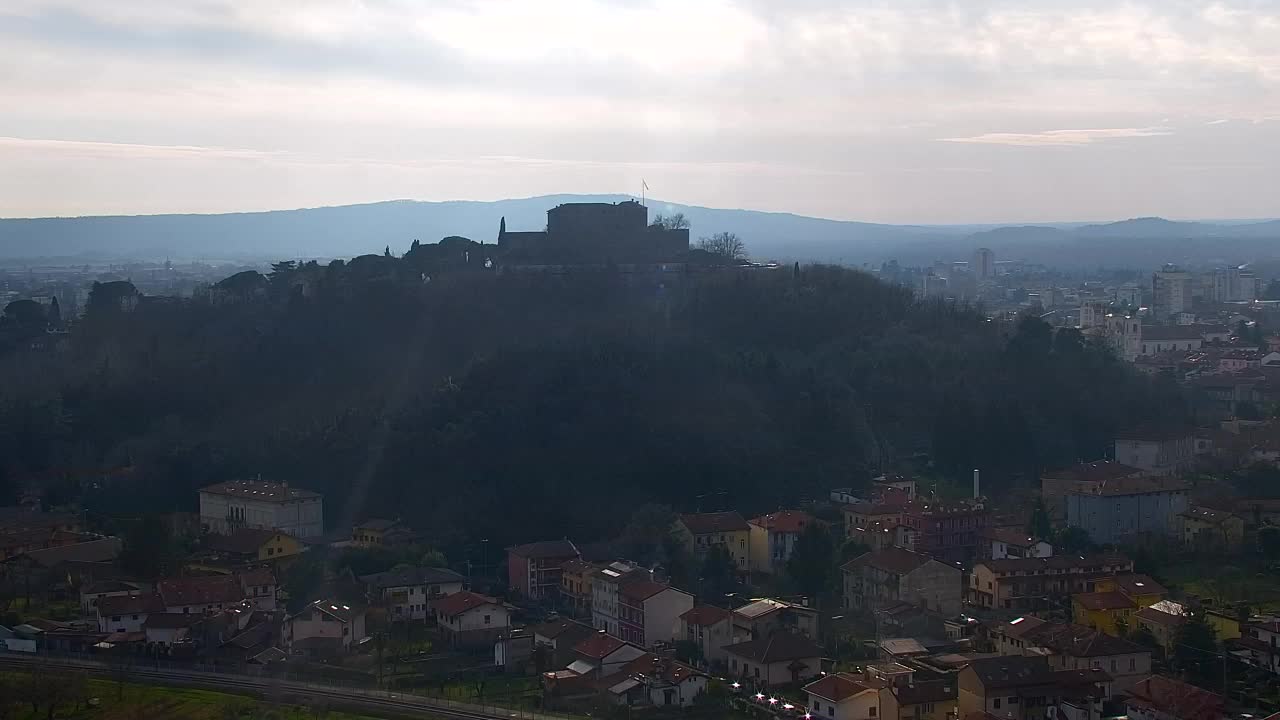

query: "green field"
left=1160, top=560, right=1280, bottom=612
left=1, top=676, right=392, bottom=720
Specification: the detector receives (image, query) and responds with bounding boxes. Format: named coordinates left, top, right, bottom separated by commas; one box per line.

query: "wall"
left=806, top=690, right=877, bottom=720
left=730, top=655, right=821, bottom=687
left=98, top=611, right=149, bottom=633
left=1067, top=491, right=1188, bottom=545
left=289, top=610, right=363, bottom=651
left=643, top=589, right=694, bottom=647
left=903, top=560, right=963, bottom=617
left=198, top=492, right=323, bottom=538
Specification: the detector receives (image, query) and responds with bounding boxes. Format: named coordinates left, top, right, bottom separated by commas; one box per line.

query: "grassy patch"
left=1160, top=560, right=1280, bottom=612
left=3, top=675, right=390, bottom=720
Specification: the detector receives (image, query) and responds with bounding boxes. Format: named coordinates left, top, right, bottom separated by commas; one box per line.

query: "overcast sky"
left=2, top=0, right=1278, bottom=223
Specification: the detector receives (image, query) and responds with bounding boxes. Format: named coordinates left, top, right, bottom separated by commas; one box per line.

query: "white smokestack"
left=973, top=469, right=980, bottom=499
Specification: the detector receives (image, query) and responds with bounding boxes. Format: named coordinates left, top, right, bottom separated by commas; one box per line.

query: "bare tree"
left=696, top=232, right=746, bottom=261
left=650, top=213, right=690, bottom=230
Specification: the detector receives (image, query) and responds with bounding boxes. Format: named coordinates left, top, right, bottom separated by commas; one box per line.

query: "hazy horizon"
left=3, top=1, right=1278, bottom=224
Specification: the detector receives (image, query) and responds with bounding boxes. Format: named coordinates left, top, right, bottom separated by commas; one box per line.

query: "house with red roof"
left=678, top=605, right=737, bottom=666
left=1125, top=675, right=1225, bottom=720
left=598, top=653, right=708, bottom=708
left=568, top=631, right=647, bottom=678
left=430, top=590, right=509, bottom=649
left=96, top=592, right=165, bottom=633
left=617, top=580, right=693, bottom=648
left=803, top=672, right=881, bottom=720
left=748, top=511, right=816, bottom=574
left=157, top=575, right=246, bottom=615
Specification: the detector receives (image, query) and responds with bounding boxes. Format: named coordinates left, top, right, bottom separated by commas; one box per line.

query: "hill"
left=0, top=258, right=1184, bottom=552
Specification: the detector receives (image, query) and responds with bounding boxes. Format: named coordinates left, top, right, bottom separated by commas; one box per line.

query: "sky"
left=1, top=0, right=1278, bottom=224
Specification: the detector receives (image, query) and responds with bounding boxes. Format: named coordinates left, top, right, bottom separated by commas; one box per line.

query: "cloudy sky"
left=2, top=1, right=1278, bottom=223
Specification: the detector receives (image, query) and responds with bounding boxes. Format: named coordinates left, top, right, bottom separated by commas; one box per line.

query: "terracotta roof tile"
left=679, top=512, right=750, bottom=534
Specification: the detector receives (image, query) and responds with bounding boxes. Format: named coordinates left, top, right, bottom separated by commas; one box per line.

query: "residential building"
left=841, top=547, right=962, bottom=617
left=957, top=656, right=1111, bottom=720
left=1177, top=507, right=1244, bottom=550
left=350, top=518, right=406, bottom=547
left=431, top=591, right=509, bottom=649
left=991, top=618, right=1152, bottom=691
left=974, top=248, right=995, bottom=281
left=802, top=672, right=881, bottom=720
left=507, top=539, right=580, bottom=602
left=1238, top=619, right=1280, bottom=676
left=79, top=579, right=147, bottom=617
left=1072, top=575, right=1167, bottom=635
left=748, top=511, right=815, bottom=574
left=532, top=618, right=598, bottom=670
left=597, top=653, right=708, bottom=709
left=1139, top=326, right=1205, bottom=355
left=968, top=554, right=1134, bottom=610
left=732, top=598, right=819, bottom=640
left=560, top=559, right=601, bottom=618
left=617, top=580, right=693, bottom=648
left=1125, top=675, right=1225, bottom=720
left=674, top=512, right=752, bottom=574
left=359, top=566, right=464, bottom=621
left=97, top=593, right=165, bottom=633
left=204, top=528, right=302, bottom=561
left=879, top=680, right=956, bottom=720
left=725, top=631, right=824, bottom=687
left=285, top=599, right=366, bottom=657
left=198, top=480, right=323, bottom=538
left=158, top=575, right=246, bottom=615
left=143, top=613, right=202, bottom=647
left=1152, top=266, right=1193, bottom=320
left=872, top=474, right=919, bottom=503
left=568, top=632, right=647, bottom=678
left=1041, top=462, right=1146, bottom=521
left=843, top=503, right=906, bottom=538
left=238, top=567, right=279, bottom=610
left=899, top=500, right=990, bottom=563
left=979, top=527, right=1053, bottom=560
left=592, top=561, right=652, bottom=637
left=678, top=605, right=737, bottom=667
left=1134, top=601, right=1190, bottom=654
left=1065, top=477, right=1189, bottom=545
left=1114, top=430, right=1195, bottom=476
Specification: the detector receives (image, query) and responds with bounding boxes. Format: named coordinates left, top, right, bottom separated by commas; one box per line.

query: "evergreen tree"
left=787, top=523, right=835, bottom=598
left=1028, top=498, right=1052, bottom=539
left=1173, top=612, right=1219, bottom=689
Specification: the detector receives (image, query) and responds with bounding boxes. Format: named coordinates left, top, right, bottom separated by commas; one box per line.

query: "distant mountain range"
left=2, top=195, right=1278, bottom=269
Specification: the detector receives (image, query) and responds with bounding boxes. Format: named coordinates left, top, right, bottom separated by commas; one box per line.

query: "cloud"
left=938, top=128, right=1174, bottom=147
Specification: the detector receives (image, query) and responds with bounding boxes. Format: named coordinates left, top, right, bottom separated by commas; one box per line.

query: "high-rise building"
left=973, top=247, right=995, bottom=280
left=1213, top=267, right=1241, bottom=303
left=1152, top=265, right=1192, bottom=321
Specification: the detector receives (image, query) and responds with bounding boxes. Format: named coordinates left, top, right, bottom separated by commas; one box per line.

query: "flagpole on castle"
left=641, top=179, right=648, bottom=207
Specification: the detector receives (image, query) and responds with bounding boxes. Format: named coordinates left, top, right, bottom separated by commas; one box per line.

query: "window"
left=1009, top=697, right=1019, bottom=705
left=132, top=614, right=139, bottom=620
left=111, top=615, right=121, bottom=622
left=870, top=707, right=877, bottom=716
left=1110, top=659, right=1117, bottom=672
left=994, top=699, right=1001, bottom=709
left=754, top=667, right=760, bottom=678
left=1129, top=657, right=1136, bottom=671
left=813, top=701, right=820, bottom=710
left=827, top=706, right=834, bottom=717
left=484, top=615, right=492, bottom=625
left=343, top=626, right=350, bottom=636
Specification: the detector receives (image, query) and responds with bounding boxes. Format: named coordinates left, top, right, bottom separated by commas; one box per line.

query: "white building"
left=618, top=581, right=694, bottom=648
left=97, top=593, right=164, bottom=633
left=592, top=561, right=651, bottom=637
left=432, top=591, right=510, bottom=649
left=286, top=599, right=366, bottom=655
left=359, top=566, right=464, bottom=621
left=1152, top=266, right=1192, bottom=320
left=804, top=673, right=881, bottom=720
left=199, top=479, right=323, bottom=538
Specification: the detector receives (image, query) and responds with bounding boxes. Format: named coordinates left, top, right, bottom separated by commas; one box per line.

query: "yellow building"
left=560, top=559, right=601, bottom=618
left=674, top=512, right=752, bottom=574
left=1205, top=610, right=1241, bottom=641
left=1073, top=574, right=1166, bottom=636
left=352, top=518, right=402, bottom=548
left=1135, top=600, right=1188, bottom=653
left=1178, top=507, right=1245, bottom=550
left=206, top=527, right=302, bottom=561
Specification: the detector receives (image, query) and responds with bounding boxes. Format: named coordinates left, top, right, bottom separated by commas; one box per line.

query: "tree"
left=675, top=639, right=704, bottom=665
left=47, top=297, right=62, bottom=330
left=118, top=514, right=176, bottom=579
left=421, top=549, right=448, bottom=568
left=651, top=213, right=690, bottom=231
left=1173, top=612, right=1219, bottom=689
left=700, top=544, right=737, bottom=599
left=1054, top=526, right=1096, bottom=555
left=2, top=299, right=45, bottom=332
left=618, top=504, right=678, bottom=567
left=839, top=540, right=871, bottom=564
left=696, top=232, right=746, bottom=261
left=1028, top=498, right=1052, bottom=539
left=1258, top=525, right=1280, bottom=560
left=786, top=522, right=835, bottom=598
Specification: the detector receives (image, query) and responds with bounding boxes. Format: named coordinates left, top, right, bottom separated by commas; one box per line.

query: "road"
left=0, top=653, right=572, bottom=720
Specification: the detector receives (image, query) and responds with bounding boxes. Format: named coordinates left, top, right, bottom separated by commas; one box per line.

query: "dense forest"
left=0, top=245, right=1186, bottom=555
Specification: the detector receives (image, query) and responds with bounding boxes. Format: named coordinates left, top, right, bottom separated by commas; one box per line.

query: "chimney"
left=973, top=469, right=980, bottom=499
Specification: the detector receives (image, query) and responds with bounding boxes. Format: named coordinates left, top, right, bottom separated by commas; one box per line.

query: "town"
left=2, top=399, right=1280, bottom=720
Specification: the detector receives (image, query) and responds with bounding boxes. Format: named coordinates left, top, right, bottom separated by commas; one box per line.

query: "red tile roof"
left=430, top=591, right=500, bottom=618
left=679, top=512, right=750, bottom=534
left=1073, top=591, right=1133, bottom=611
left=842, top=547, right=935, bottom=575
left=157, top=576, right=244, bottom=607
left=750, top=510, right=813, bottom=534
left=724, top=631, right=822, bottom=664
left=574, top=631, right=628, bottom=659
left=620, top=580, right=672, bottom=602
left=804, top=673, right=877, bottom=702
left=680, top=605, right=731, bottom=627
left=1114, top=574, right=1166, bottom=598
left=98, top=593, right=165, bottom=617
left=1126, top=675, right=1223, bottom=720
